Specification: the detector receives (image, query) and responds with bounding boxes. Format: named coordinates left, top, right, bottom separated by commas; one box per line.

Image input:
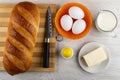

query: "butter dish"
left=78, top=42, right=110, bottom=73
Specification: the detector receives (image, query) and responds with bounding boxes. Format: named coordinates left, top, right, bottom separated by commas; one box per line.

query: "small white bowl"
left=78, top=42, right=110, bottom=73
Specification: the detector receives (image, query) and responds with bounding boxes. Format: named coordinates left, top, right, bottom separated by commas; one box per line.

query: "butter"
left=83, top=47, right=107, bottom=67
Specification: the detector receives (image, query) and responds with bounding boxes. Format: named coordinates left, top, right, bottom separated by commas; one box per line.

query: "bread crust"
left=3, top=2, right=40, bottom=75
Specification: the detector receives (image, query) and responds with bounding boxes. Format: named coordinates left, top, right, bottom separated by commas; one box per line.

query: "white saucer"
left=78, top=42, right=110, bottom=73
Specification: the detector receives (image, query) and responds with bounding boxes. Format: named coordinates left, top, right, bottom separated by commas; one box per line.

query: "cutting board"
left=0, top=4, right=57, bottom=72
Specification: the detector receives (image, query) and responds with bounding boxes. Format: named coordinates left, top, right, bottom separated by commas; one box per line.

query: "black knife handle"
left=43, top=42, right=50, bottom=68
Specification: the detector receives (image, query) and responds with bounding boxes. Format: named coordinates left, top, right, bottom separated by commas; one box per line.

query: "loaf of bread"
left=3, top=2, right=40, bottom=75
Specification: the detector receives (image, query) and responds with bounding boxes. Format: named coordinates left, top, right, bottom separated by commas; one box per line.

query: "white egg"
left=68, top=6, right=85, bottom=19
left=72, top=19, right=86, bottom=34
left=60, top=15, right=73, bottom=31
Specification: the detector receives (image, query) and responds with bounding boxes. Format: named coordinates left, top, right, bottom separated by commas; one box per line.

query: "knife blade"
left=43, top=6, right=53, bottom=68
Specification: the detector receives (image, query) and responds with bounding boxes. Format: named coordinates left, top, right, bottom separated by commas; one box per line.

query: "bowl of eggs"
left=55, top=2, right=92, bottom=39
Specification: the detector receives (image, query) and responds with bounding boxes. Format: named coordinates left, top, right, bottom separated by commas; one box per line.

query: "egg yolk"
left=62, top=48, right=73, bottom=58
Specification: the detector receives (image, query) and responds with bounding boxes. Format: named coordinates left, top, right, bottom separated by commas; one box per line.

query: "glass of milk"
left=95, top=10, right=118, bottom=37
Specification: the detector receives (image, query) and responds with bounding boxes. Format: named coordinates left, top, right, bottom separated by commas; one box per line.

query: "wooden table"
left=0, top=0, right=120, bottom=80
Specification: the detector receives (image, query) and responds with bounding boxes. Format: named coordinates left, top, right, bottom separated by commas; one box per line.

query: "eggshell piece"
left=68, top=6, right=85, bottom=19
left=60, top=15, right=73, bottom=31
left=72, top=19, right=86, bottom=34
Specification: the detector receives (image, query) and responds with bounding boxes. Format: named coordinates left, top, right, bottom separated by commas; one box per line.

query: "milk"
left=96, top=10, right=117, bottom=32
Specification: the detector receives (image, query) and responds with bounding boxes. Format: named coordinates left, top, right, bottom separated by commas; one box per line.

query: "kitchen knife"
left=43, top=6, right=53, bottom=68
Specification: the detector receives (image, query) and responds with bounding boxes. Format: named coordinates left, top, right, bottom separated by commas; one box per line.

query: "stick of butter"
left=83, top=47, right=107, bottom=67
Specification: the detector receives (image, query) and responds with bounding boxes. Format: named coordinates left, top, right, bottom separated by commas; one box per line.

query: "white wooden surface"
left=0, top=0, right=120, bottom=80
